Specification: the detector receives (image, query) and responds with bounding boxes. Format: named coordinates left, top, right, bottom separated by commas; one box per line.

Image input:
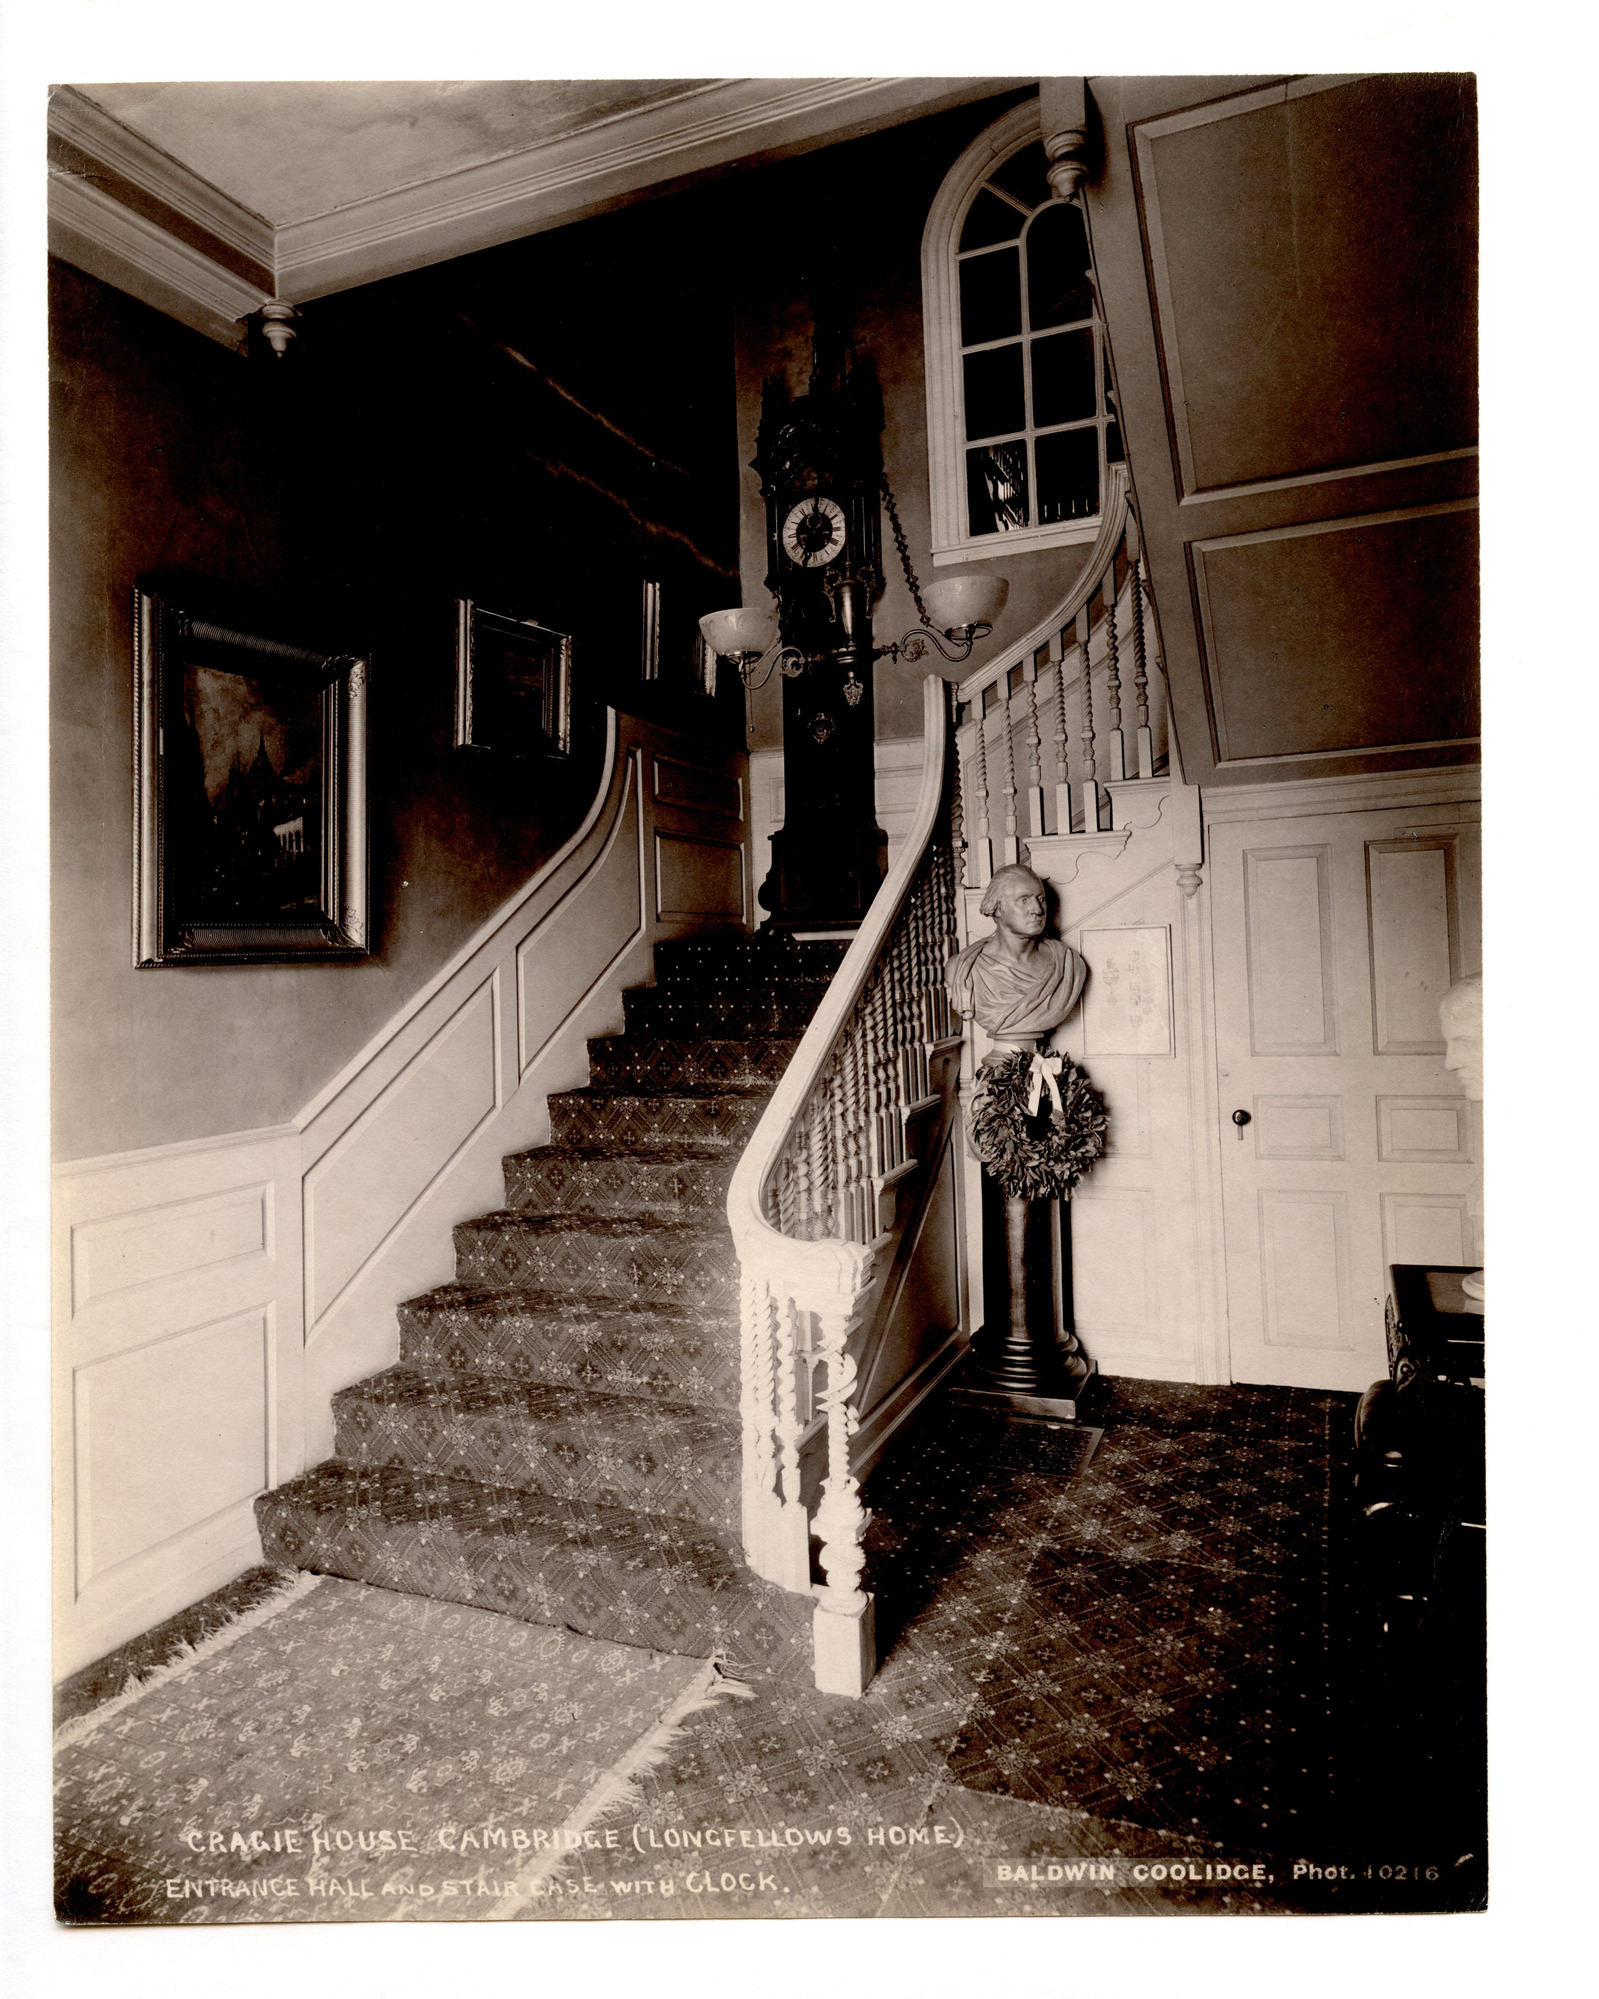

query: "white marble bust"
left=945, top=864, right=1087, bottom=1050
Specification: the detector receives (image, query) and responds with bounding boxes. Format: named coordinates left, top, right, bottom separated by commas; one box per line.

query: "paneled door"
left=1208, top=795, right=1480, bottom=1391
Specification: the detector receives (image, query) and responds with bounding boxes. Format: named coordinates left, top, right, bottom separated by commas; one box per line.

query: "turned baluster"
left=998, top=680, right=1020, bottom=866
left=811, top=1303, right=874, bottom=1696
left=842, top=1010, right=867, bottom=1241
left=950, top=701, right=970, bottom=892
left=740, top=1271, right=779, bottom=1560
left=1050, top=628, right=1072, bottom=836
left=972, top=703, right=994, bottom=888
left=1103, top=556, right=1126, bottom=783
left=1077, top=606, right=1100, bottom=834
left=1022, top=657, right=1045, bottom=839
left=1129, top=518, right=1155, bottom=780
left=774, top=1290, right=804, bottom=1510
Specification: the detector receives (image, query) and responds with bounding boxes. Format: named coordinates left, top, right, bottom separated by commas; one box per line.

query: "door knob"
left=1232, top=1108, right=1252, bottom=1140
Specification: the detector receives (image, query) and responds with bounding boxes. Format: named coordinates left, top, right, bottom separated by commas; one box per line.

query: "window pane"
left=1031, top=329, right=1097, bottom=427
left=960, top=188, right=1024, bottom=252
left=964, top=345, right=1026, bottom=441
left=1036, top=428, right=1100, bottom=523
left=966, top=441, right=1030, bottom=536
left=1107, top=419, right=1124, bottom=465
left=989, top=142, right=1050, bottom=213
left=960, top=248, right=1022, bottom=347
left=1026, top=203, right=1092, bottom=330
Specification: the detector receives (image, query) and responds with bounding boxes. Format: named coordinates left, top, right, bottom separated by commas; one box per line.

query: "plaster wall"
left=51, top=213, right=739, bottom=1162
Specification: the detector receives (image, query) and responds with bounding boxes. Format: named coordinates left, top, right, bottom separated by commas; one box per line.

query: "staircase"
left=256, top=931, right=849, bottom=1682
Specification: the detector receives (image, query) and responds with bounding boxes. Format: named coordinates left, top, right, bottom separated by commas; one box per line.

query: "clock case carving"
left=752, top=344, right=890, bottom=928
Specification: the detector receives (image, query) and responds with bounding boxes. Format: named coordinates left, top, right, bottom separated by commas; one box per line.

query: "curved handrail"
left=725, top=672, right=950, bottom=1305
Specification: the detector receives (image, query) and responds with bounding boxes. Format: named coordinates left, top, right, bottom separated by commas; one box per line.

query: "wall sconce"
left=699, top=569, right=1007, bottom=692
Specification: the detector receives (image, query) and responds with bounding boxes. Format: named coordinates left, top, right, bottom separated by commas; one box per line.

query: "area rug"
left=55, top=1570, right=740, bottom=1924
left=55, top=1382, right=1485, bottom=1924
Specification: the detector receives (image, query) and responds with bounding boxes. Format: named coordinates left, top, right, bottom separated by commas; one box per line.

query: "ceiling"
left=47, top=75, right=1022, bottom=349
left=76, top=80, right=717, bottom=227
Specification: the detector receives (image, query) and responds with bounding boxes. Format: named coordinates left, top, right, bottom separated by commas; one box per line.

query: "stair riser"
left=623, top=991, right=828, bottom=1037
left=585, top=1036, right=798, bottom=1092
left=546, top=1090, right=766, bottom=1151
left=454, top=1221, right=737, bottom=1309
left=397, top=1294, right=739, bottom=1406
left=502, top=1148, right=732, bottom=1218
left=332, top=1379, right=739, bottom=1533
left=255, top=1470, right=815, bottom=1682
left=651, top=938, right=848, bottom=985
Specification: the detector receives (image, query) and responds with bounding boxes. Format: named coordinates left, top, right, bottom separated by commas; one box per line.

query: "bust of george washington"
left=946, top=864, right=1086, bottom=1048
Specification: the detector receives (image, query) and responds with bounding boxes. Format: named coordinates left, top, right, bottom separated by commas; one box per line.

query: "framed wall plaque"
left=1080, top=924, right=1175, bottom=1056
left=454, top=598, right=572, bottom=757
left=132, top=585, right=369, bottom=966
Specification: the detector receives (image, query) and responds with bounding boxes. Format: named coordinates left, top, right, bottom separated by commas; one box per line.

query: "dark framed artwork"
left=132, top=585, right=370, bottom=966
left=453, top=598, right=572, bottom=758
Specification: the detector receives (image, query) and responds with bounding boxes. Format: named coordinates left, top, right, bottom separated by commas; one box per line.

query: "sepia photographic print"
left=26, top=48, right=1515, bottom=1962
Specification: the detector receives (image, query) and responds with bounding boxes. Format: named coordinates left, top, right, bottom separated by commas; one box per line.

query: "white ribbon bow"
left=1024, top=1051, right=1065, bottom=1119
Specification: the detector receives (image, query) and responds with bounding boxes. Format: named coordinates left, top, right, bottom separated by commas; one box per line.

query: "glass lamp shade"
left=922, top=571, right=1009, bottom=635
left=699, top=606, right=774, bottom=657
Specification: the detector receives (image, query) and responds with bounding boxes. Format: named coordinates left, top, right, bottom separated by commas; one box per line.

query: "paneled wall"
left=960, top=763, right=1480, bottom=1392
left=53, top=713, right=750, bottom=1677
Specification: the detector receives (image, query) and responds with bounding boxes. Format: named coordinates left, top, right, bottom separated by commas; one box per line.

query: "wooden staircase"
left=256, top=932, right=848, bottom=1681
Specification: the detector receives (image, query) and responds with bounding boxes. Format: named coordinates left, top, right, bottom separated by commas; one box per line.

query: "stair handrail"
left=727, top=673, right=959, bottom=1695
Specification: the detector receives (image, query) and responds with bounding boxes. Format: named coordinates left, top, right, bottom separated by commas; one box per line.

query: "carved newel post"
left=947, top=865, right=1107, bottom=1420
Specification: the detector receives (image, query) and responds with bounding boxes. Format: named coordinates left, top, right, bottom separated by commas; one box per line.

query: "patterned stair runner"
left=256, top=932, right=848, bottom=1681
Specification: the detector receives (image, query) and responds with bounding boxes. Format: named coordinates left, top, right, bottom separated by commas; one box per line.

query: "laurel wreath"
left=968, top=1050, right=1109, bottom=1200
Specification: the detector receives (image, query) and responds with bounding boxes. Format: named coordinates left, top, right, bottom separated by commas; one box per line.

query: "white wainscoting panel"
left=52, top=1124, right=303, bottom=1678
left=75, top=1307, right=274, bottom=1589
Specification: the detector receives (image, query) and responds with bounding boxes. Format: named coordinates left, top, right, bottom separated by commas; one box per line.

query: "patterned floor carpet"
left=55, top=1379, right=1487, bottom=1923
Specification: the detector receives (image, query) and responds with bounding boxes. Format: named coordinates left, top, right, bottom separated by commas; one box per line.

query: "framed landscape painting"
left=132, top=584, right=370, bottom=965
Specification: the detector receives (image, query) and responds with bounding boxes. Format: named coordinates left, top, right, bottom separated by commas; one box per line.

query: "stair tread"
left=401, top=1280, right=738, bottom=1330
left=338, top=1363, right=737, bottom=1433
left=397, top=1284, right=739, bottom=1404
left=503, top=1139, right=734, bottom=1166
left=550, top=1083, right=773, bottom=1102
left=459, top=1210, right=731, bottom=1242
left=255, top=1461, right=814, bottom=1679
left=333, top=1366, right=740, bottom=1528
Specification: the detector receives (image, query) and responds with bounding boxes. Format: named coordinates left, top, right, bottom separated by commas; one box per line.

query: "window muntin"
left=951, top=140, right=1121, bottom=544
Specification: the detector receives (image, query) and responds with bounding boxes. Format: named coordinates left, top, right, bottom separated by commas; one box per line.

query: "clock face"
left=781, top=496, right=848, bottom=569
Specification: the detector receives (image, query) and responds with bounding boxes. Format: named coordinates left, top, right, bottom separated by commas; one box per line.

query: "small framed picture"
left=454, top=599, right=572, bottom=757
left=133, top=584, right=369, bottom=967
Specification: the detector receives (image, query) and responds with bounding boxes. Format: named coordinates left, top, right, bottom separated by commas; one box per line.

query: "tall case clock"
left=752, top=343, right=889, bottom=928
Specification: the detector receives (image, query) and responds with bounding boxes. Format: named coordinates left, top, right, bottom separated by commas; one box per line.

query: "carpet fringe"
left=54, top=1569, right=325, bottom=1755
left=481, top=1656, right=755, bottom=1920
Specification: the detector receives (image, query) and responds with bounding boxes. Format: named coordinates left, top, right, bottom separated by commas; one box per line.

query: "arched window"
left=922, top=101, right=1121, bottom=565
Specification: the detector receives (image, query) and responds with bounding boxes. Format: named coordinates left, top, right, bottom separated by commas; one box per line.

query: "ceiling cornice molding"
left=49, top=86, right=277, bottom=275
left=48, top=169, right=271, bottom=349
left=274, top=76, right=1024, bottom=300
left=46, top=75, right=1025, bottom=346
